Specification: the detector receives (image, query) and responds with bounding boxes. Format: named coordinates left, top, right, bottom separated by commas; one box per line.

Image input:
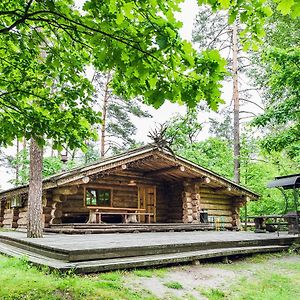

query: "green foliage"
left=198, top=0, right=300, bottom=50
left=7, top=149, right=68, bottom=186
left=81, top=142, right=100, bottom=165
left=175, top=133, right=298, bottom=215
left=163, top=281, right=184, bottom=289
left=165, top=109, right=202, bottom=151
left=0, top=255, right=157, bottom=300
left=250, top=12, right=300, bottom=160
left=0, top=1, right=228, bottom=155
left=178, top=138, right=234, bottom=179
left=201, top=288, right=225, bottom=300
left=133, top=268, right=167, bottom=278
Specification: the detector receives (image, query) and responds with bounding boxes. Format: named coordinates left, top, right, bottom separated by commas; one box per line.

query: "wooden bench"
left=87, top=206, right=154, bottom=224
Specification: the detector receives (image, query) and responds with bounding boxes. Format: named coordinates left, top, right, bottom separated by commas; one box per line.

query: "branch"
left=0, top=0, right=34, bottom=33
left=239, top=98, right=264, bottom=110
left=240, top=110, right=258, bottom=117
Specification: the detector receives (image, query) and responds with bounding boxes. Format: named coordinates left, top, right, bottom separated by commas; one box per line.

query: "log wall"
left=198, top=187, right=241, bottom=229
left=111, top=187, right=138, bottom=208
left=17, top=201, right=28, bottom=229
left=2, top=208, right=19, bottom=228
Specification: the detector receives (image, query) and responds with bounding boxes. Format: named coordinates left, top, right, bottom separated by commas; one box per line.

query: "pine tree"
left=192, top=6, right=260, bottom=183
left=93, top=72, right=151, bottom=156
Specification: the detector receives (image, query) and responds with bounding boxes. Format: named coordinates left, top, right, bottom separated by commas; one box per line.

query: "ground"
left=1, top=251, right=300, bottom=299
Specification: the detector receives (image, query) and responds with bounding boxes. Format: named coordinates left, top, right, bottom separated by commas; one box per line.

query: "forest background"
left=0, top=0, right=299, bottom=218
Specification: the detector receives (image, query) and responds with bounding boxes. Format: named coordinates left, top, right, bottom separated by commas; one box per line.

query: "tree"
left=0, top=0, right=228, bottom=237
left=93, top=72, right=151, bottom=156
left=0, top=0, right=297, bottom=238
left=164, top=109, right=202, bottom=151
left=193, top=6, right=258, bottom=184
left=250, top=12, right=300, bottom=161
left=178, top=138, right=234, bottom=179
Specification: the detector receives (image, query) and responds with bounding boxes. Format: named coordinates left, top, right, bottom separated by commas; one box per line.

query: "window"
left=86, top=188, right=111, bottom=207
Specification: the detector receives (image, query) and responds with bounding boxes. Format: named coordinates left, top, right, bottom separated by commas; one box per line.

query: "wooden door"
left=138, top=186, right=156, bottom=223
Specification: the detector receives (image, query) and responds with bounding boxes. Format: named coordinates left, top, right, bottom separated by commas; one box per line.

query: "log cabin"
left=0, top=145, right=258, bottom=231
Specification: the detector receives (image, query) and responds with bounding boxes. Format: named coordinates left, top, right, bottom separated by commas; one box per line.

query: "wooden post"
left=49, top=195, right=63, bottom=225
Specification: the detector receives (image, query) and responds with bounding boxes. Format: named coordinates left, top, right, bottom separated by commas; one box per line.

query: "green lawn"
left=1, top=252, right=300, bottom=299
left=0, top=256, right=157, bottom=300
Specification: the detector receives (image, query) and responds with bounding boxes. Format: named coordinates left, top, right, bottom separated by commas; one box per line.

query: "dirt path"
left=125, top=254, right=300, bottom=300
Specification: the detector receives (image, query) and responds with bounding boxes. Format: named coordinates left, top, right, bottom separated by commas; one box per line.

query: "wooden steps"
left=0, top=231, right=298, bottom=273
left=0, top=240, right=289, bottom=273
left=45, top=223, right=215, bottom=234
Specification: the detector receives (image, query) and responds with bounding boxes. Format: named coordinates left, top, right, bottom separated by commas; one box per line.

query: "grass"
left=132, top=268, right=167, bottom=278
left=200, top=252, right=300, bottom=300
left=163, top=281, right=183, bottom=290
left=0, top=255, right=157, bottom=300
left=1, top=252, right=300, bottom=299
left=201, top=288, right=225, bottom=300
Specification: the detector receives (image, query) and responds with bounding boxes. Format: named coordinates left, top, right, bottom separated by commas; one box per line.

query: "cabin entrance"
left=138, top=186, right=156, bottom=223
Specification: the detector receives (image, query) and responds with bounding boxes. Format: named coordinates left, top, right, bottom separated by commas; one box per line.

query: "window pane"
left=86, top=189, right=110, bottom=206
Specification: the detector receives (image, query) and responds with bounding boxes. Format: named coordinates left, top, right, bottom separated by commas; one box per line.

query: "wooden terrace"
left=0, top=230, right=298, bottom=273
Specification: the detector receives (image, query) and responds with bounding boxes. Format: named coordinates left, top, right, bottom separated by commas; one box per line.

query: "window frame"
left=85, top=187, right=112, bottom=207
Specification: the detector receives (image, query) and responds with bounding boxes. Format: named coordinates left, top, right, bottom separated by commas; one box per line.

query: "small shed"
left=0, top=145, right=258, bottom=230
left=268, top=173, right=300, bottom=234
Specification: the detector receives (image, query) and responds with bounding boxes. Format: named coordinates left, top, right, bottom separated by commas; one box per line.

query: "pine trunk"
left=27, top=138, right=43, bottom=238
left=15, top=139, right=19, bottom=184
left=100, top=73, right=111, bottom=158
left=232, top=21, right=240, bottom=184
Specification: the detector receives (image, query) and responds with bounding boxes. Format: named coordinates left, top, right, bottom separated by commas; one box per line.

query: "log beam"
left=52, top=186, right=78, bottom=196
left=144, top=165, right=185, bottom=176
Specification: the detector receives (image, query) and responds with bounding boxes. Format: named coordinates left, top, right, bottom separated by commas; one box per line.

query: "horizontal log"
left=62, top=207, right=89, bottom=213
left=200, top=193, right=232, bottom=200
left=191, top=194, right=201, bottom=200
left=53, top=186, right=78, bottom=196
left=200, top=199, right=232, bottom=205
left=183, top=216, right=193, bottom=223
left=17, top=218, right=27, bottom=225
left=200, top=203, right=232, bottom=210
left=18, top=211, right=27, bottom=218
left=183, top=203, right=193, bottom=209
left=205, top=209, right=232, bottom=216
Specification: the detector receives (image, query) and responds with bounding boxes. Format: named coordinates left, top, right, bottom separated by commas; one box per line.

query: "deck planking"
left=0, top=231, right=299, bottom=273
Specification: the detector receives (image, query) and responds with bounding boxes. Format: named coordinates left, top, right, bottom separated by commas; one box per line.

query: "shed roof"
left=267, top=174, right=300, bottom=189
left=0, top=144, right=259, bottom=199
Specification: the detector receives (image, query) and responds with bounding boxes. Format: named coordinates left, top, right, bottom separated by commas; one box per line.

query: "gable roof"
left=0, top=144, right=259, bottom=199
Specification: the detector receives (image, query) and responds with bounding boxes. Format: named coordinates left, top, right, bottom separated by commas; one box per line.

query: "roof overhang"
left=267, top=174, right=300, bottom=190
left=0, top=145, right=259, bottom=200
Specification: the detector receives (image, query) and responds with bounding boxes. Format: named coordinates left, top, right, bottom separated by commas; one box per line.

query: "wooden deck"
left=0, top=230, right=298, bottom=273
left=44, top=222, right=214, bottom=234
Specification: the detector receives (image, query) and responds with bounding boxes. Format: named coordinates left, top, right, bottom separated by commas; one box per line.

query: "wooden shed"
left=0, top=145, right=258, bottom=231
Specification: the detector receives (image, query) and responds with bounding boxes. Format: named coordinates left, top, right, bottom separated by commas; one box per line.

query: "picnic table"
left=87, top=206, right=154, bottom=224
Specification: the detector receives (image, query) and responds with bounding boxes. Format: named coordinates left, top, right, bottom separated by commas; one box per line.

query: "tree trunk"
left=100, top=72, right=112, bottom=157
left=27, top=138, right=43, bottom=238
left=232, top=20, right=240, bottom=184
left=15, top=139, right=19, bottom=185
